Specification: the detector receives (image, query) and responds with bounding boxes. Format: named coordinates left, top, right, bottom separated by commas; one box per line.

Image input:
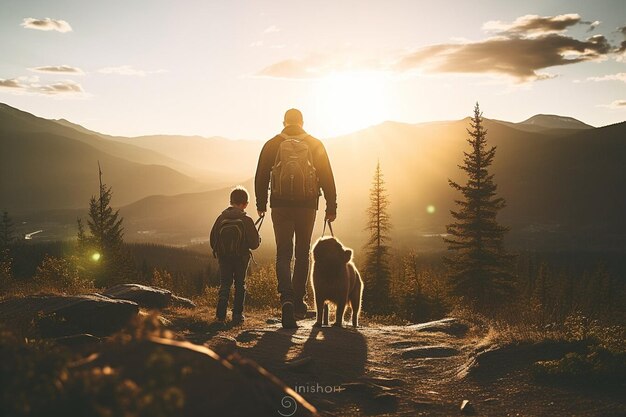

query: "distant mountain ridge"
left=2, top=102, right=624, bottom=250
left=520, top=114, right=593, bottom=130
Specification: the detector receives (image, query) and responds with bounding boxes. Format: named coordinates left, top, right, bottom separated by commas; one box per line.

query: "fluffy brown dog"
left=311, top=237, right=363, bottom=328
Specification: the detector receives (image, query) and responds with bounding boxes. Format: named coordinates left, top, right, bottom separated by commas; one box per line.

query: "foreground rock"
left=406, top=318, right=469, bottom=337
left=78, top=336, right=318, bottom=417
left=102, top=284, right=197, bottom=309
left=0, top=294, right=138, bottom=337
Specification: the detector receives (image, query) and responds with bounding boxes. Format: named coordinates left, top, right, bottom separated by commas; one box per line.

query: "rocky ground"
left=2, top=287, right=624, bottom=416
left=173, top=309, right=626, bottom=417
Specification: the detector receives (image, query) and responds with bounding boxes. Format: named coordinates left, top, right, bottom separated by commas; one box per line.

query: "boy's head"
left=230, top=186, right=249, bottom=209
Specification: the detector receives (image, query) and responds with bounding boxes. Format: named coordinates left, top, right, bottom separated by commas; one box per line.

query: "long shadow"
left=244, top=324, right=367, bottom=390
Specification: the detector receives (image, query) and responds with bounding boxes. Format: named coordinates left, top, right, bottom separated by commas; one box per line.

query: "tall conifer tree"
left=363, top=161, right=392, bottom=314
left=444, top=103, right=514, bottom=312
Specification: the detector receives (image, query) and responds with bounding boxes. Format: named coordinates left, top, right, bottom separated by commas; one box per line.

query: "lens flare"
left=91, top=252, right=101, bottom=261
left=427, top=205, right=436, bottom=214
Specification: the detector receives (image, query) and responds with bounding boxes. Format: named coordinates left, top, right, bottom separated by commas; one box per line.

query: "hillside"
left=3, top=102, right=625, bottom=250
left=0, top=104, right=217, bottom=211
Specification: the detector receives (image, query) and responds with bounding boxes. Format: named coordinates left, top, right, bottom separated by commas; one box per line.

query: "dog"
left=311, top=237, right=363, bottom=328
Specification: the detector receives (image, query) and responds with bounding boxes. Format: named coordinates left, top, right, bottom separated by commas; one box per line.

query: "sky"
left=0, top=0, right=625, bottom=139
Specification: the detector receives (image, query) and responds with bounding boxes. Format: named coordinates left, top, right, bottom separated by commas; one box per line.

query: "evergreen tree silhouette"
left=78, top=164, right=135, bottom=286
left=363, top=161, right=392, bottom=314
left=0, top=211, right=16, bottom=251
left=444, top=103, right=514, bottom=313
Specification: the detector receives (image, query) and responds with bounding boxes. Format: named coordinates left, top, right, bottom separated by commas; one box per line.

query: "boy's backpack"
left=215, top=218, right=246, bottom=258
left=271, top=133, right=319, bottom=201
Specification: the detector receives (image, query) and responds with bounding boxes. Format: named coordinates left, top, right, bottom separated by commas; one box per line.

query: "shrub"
left=245, top=263, right=280, bottom=309
left=33, top=255, right=94, bottom=294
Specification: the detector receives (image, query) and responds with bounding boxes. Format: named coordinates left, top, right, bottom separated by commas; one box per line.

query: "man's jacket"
left=255, top=125, right=337, bottom=214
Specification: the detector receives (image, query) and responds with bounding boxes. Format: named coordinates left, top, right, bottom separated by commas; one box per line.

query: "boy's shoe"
left=209, top=319, right=227, bottom=331
left=281, top=302, right=298, bottom=329
left=232, top=314, right=245, bottom=325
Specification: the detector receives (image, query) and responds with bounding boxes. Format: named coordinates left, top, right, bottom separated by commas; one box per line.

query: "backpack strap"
left=279, top=133, right=310, bottom=141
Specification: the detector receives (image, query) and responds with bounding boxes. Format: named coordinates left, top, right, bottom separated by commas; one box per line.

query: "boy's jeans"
left=271, top=207, right=317, bottom=307
left=216, top=255, right=250, bottom=320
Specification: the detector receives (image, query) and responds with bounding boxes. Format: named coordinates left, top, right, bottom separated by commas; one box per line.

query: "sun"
left=313, top=71, right=391, bottom=136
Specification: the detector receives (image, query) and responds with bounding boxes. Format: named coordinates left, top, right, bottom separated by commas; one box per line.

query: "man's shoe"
left=232, top=315, right=245, bottom=325
left=281, top=302, right=298, bottom=329
left=294, top=301, right=308, bottom=320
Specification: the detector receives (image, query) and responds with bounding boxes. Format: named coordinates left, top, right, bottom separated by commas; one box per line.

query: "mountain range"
left=1, top=102, right=624, bottom=250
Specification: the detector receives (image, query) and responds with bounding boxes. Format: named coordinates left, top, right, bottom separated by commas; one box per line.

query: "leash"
left=250, top=214, right=265, bottom=266
left=322, top=219, right=334, bottom=238
left=254, top=214, right=265, bottom=232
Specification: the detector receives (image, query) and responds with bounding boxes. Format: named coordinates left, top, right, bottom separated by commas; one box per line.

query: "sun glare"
left=313, top=71, right=391, bottom=137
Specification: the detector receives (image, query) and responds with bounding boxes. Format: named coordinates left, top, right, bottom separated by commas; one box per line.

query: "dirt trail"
left=177, top=314, right=625, bottom=417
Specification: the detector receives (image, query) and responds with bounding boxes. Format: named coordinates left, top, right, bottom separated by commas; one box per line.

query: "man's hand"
left=325, top=213, right=336, bottom=222
left=258, top=210, right=266, bottom=218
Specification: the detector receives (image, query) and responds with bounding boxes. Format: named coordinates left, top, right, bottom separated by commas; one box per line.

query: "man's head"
left=230, top=186, right=249, bottom=210
left=283, top=108, right=304, bottom=128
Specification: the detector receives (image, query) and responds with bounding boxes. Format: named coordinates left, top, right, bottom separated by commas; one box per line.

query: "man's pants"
left=271, top=207, right=317, bottom=306
left=216, top=255, right=250, bottom=320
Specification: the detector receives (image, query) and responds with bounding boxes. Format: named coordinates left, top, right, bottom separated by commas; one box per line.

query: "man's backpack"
left=214, top=218, right=246, bottom=258
left=271, top=133, right=319, bottom=201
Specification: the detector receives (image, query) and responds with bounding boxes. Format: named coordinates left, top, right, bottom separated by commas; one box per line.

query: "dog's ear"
left=344, top=249, right=352, bottom=262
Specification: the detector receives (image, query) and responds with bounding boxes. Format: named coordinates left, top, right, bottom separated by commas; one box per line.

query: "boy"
left=210, top=186, right=260, bottom=325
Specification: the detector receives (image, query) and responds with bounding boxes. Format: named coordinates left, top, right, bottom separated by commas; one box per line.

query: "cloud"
left=601, top=99, right=626, bottom=109
left=395, top=33, right=611, bottom=81
left=257, top=13, right=618, bottom=82
left=21, top=17, right=72, bottom=33
left=97, top=65, right=167, bottom=76
left=587, top=72, right=626, bottom=83
left=616, top=26, right=626, bottom=58
left=263, top=25, right=280, bottom=34
left=250, top=40, right=264, bottom=47
left=32, top=80, right=84, bottom=95
left=28, top=65, right=84, bottom=75
left=0, top=77, right=85, bottom=96
left=483, top=14, right=585, bottom=36
left=0, top=78, right=25, bottom=89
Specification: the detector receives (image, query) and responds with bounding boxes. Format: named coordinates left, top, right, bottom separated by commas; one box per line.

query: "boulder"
left=171, top=294, right=197, bottom=309
left=401, top=345, right=460, bottom=359
left=102, top=284, right=172, bottom=309
left=0, top=294, right=138, bottom=337
left=406, top=318, right=469, bottom=336
left=77, top=335, right=319, bottom=416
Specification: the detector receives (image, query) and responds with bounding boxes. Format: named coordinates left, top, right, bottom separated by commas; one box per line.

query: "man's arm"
left=244, top=216, right=261, bottom=250
left=314, top=141, right=337, bottom=218
left=254, top=140, right=273, bottom=215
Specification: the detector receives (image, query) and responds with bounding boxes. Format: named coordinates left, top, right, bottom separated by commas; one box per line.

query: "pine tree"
left=444, top=103, right=514, bottom=313
left=0, top=211, right=16, bottom=251
left=78, top=165, right=135, bottom=286
left=363, top=161, right=392, bottom=314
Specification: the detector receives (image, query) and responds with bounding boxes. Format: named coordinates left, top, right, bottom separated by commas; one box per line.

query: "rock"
left=76, top=335, right=319, bottom=416
left=406, top=318, right=469, bottom=337
left=464, top=340, right=590, bottom=379
left=171, top=294, right=196, bottom=309
left=0, top=294, right=138, bottom=337
left=372, top=393, right=399, bottom=411
left=102, top=284, right=172, bottom=309
left=358, top=376, right=406, bottom=387
left=52, top=333, right=101, bottom=346
left=460, top=399, right=475, bottom=414
left=205, top=335, right=238, bottom=356
left=283, top=356, right=313, bottom=370
left=401, top=345, right=460, bottom=359
left=236, top=330, right=267, bottom=343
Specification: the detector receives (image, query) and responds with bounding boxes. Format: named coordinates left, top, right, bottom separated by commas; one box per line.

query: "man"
left=255, top=108, right=337, bottom=328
